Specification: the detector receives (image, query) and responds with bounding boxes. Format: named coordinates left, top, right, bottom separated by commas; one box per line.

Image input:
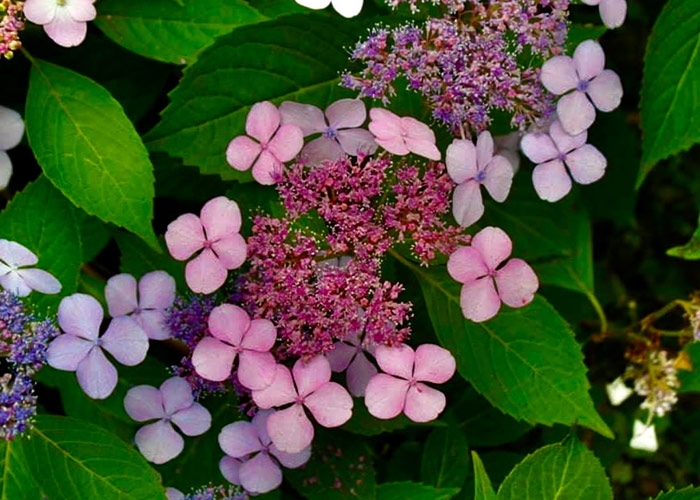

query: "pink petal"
left=136, top=310, right=170, bottom=341
left=483, top=155, right=514, bottom=202
left=557, top=90, right=596, bottom=136
left=403, top=136, right=441, bottom=161
left=0, top=271, right=30, bottom=298
left=226, top=135, right=261, bottom=172
left=279, top=101, right=327, bottom=136
left=241, top=319, right=277, bottom=352
left=237, top=350, right=277, bottom=390
left=246, top=101, right=280, bottom=144
left=212, top=234, right=247, bottom=270
left=16, top=268, right=61, bottom=295
left=540, top=56, right=578, bottom=95
left=252, top=150, right=283, bottom=185
left=252, top=364, right=297, bottom=409
left=266, top=405, right=315, bottom=453
left=44, top=9, right=87, bottom=48
left=23, top=0, right=57, bottom=24
left=549, top=120, right=587, bottom=155
left=184, top=249, right=227, bottom=294
left=135, top=420, right=184, bottom=464
left=46, top=334, right=93, bottom=371
left=326, top=99, right=366, bottom=129
left=368, top=108, right=402, bottom=138
left=573, top=40, right=605, bottom=81
left=335, top=128, right=378, bottom=156
left=581, top=0, right=601, bottom=4
left=200, top=196, right=242, bottom=241
left=165, top=213, right=205, bottom=261
left=364, top=373, right=409, bottom=420
left=293, top=355, right=331, bottom=397
left=160, top=376, right=194, bottom=415
left=0, top=240, right=37, bottom=267
left=105, top=273, right=137, bottom=317
left=447, top=246, right=489, bottom=284
left=270, top=444, right=311, bottom=469
left=208, top=304, right=250, bottom=346
left=239, top=452, right=283, bottom=494
left=413, top=344, right=456, bottom=384
left=404, top=383, right=446, bottom=423
left=0, top=107, right=24, bottom=151
left=58, top=293, right=102, bottom=341
left=475, top=131, right=494, bottom=169
left=587, top=70, right=623, bottom=112
left=65, top=0, right=96, bottom=21
left=138, top=271, right=176, bottom=310
left=532, top=159, right=572, bottom=202
left=375, top=344, right=414, bottom=379
left=565, top=144, right=607, bottom=185
left=219, top=421, right=263, bottom=458
left=374, top=135, right=410, bottom=156
left=452, top=180, right=484, bottom=228
left=495, top=258, right=539, bottom=309
left=124, top=385, right=165, bottom=422
left=251, top=409, right=274, bottom=444
left=520, top=132, right=559, bottom=164
left=401, top=117, right=436, bottom=143
left=219, top=456, right=243, bottom=485
left=326, top=342, right=356, bottom=372
left=166, top=487, right=185, bottom=500
left=268, top=125, right=304, bottom=163
left=460, top=277, right=501, bottom=323
left=346, top=351, right=377, bottom=397
left=76, top=347, right=118, bottom=399
left=446, top=139, right=478, bottom=184
left=600, top=0, right=627, bottom=28
left=101, top=316, right=149, bottom=366
left=304, top=382, right=353, bottom=427
left=471, top=226, right=513, bottom=271
left=302, top=136, right=344, bottom=163
left=171, top=403, right=211, bottom=436
left=192, top=337, right=237, bottom=382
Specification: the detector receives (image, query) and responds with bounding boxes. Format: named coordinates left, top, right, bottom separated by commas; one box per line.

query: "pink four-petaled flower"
left=325, top=331, right=377, bottom=397
left=23, top=0, right=96, bottom=48
left=368, top=108, right=441, bottom=161
left=581, top=0, right=627, bottom=29
left=0, top=239, right=61, bottom=297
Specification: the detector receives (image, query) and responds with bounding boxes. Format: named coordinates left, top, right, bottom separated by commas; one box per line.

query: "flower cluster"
left=0, top=239, right=61, bottom=297
left=0, top=0, right=23, bottom=60
left=167, top=485, right=248, bottom=500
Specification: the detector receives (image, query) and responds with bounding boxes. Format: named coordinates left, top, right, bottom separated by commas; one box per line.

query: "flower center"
left=557, top=152, right=567, bottom=161
left=577, top=80, right=589, bottom=92
left=474, top=170, right=486, bottom=183
left=323, top=126, right=337, bottom=139
left=57, top=0, right=66, bottom=5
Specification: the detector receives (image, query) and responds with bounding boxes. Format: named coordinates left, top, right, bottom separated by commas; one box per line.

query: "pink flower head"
left=165, top=196, right=247, bottom=294
left=124, top=376, right=212, bottom=464
left=226, top=101, right=304, bottom=185
left=581, top=0, right=627, bottom=29
left=105, top=271, right=176, bottom=340
left=251, top=355, right=353, bottom=453
left=446, top=131, right=514, bottom=228
left=191, top=304, right=277, bottom=389
left=368, top=108, right=441, bottom=161
left=219, top=410, right=310, bottom=494
left=0, top=239, right=61, bottom=297
left=47, top=294, right=149, bottom=399
left=447, top=227, right=539, bottom=323
left=364, top=343, right=455, bottom=423
left=521, top=119, right=607, bottom=202
left=279, top=99, right=377, bottom=164
left=325, top=331, right=378, bottom=397
left=0, top=106, right=24, bottom=190
left=541, top=40, right=623, bottom=135
left=23, top=0, right=96, bottom=48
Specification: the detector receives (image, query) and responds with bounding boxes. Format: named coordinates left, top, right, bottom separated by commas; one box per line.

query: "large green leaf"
left=639, top=0, right=700, bottom=185
left=471, top=452, right=497, bottom=500
left=25, top=58, right=158, bottom=249
left=23, top=415, right=166, bottom=500
left=497, top=436, right=613, bottom=500
left=0, top=440, right=42, bottom=500
left=145, top=14, right=361, bottom=179
left=376, top=482, right=460, bottom=500
left=652, top=487, right=700, bottom=499
left=420, top=426, right=470, bottom=489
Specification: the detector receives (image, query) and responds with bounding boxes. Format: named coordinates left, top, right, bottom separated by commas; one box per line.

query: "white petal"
left=0, top=151, right=11, bottom=190
left=0, top=106, right=24, bottom=151
left=331, top=0, right=363, bottom=18
left=605, top=377, right=633, bottom=406
left=630, top=420, right=658, bottom=452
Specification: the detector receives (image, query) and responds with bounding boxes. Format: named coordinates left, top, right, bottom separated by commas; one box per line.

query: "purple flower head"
left=180, top=485, right=248, bottom=500
left=541, top=40, right=623, bottom=135
left=0, top=239, right=61, bottom=297
left=124, top=376, right=212, bottom=464
left=0, top=373, right=36, bottom=440
left=9, top=318, right=59, bottom=376
left=581, top=0, right=627, bottom=29
left=521, top=119, right=607, bottom=202
left=46, top=293, right=149, bottom=399
left=105, top=271, right=176, bottom=340
left=0, top=290, right=31, bottom=353
left=218, top=409, right=310, bottom=494
left=325, top=330, right=378, bottom=397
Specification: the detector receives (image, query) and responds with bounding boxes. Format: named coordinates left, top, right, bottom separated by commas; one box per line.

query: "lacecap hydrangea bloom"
left=0, top=239, right=61, bottom=297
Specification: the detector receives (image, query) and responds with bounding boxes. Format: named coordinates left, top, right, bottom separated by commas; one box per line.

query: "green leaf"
left=0, top=440, right=42, bottom=500
left=471, top=452, right=497, bottom=500
left=342, top=398, right=437, bottom=436
left=639, top=0, right=700, bottom=186
left=420, top=426, right=470, bottom=489
left=567, top=24, right=607, bottom=54
left=145, top=14, right=361, bottom=179
left=678, top=342, right=700, bottom=393
left=497, top=436, right=613, bottom=500
left=0, top=176, right=82, bottom=311
left=23, top=415, right=166, bottom=500
left=115, top=232, right=186, bottom=292
left=25, top=58, right=158, bottom=249
left=376, top=482, right=460, bottom=500
left=652, top=486, right=700, bottom=499
left=95, top=0, right=305, bottom=65
left=667, top=220, right=700, bottom=260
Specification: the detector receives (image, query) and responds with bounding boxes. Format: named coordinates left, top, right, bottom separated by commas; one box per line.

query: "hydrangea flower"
left=581, top=0, right=627, bottom=29
left=606, top=376, right=633, bottom=406
left=125, top=377, right=212, bottom=464
left=166, top=488, right=185, bottom=500
left=294, top=0, right=363, bottom=18
left=251, top=355, right=353, bottom=453
left=0, top=239, right=61, bottom=297
left=0, top=106, right=24, bottom=190
left=47, top=294, right=149, bottom=399
left=0, top=373, right=37, bottom=440
left=325, top=331, right=377, bottom=397
left=226, top=102, right=303, bottom=185
left=105, top=271, right=176, bottom=341
left=23, top=0, right=96, bottom=48
left=279, top=99, right=377, bottom=163
left=368, top=108, right=441, bottom=161
left=191, top=304, right=277, bottom=389
left=447, top=227, right=538, bottom=322
left=630, top=419, right=657, bottom=452
left=165, top=197, right=247, bottom=294
left=446, top=131, right=514, bottom=228
left=219, top=410, right=310, bottom=494
left=364, top=343, right=455, bottom=422
left=541, top=40, right=623, bottom=135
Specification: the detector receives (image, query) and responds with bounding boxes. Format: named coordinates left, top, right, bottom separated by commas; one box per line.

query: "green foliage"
left=652, top=486, right=700, bottom=499
left=376, top=482, right=461, bottom=500
left=115, top=232, right=186, bottom=291
left=678, top=342, right=700, bottom=393
left=471, top=452, right=497, bottom=500
left=420, top=425, right=470, bottom=489
left=0, top=440, right=43, bottom=499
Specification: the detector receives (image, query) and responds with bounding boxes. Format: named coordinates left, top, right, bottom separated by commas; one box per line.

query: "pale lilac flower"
left=294, top=0, right=363, bottom=18
left=166, top=488, right=185, bottom=500
left=219, top=410, right=310, bottom=494
left=226, top=102, right=303, bottom=185
left=368, top=108, right=441, bottom=161
left=279, top=99, right=377, bottom=164
left=124, top=377, right=212, bottom=464
left=0, top=106, right=24, bottom=190
left=23, top=0, right=96, bottom=48
left=252, top=355, right=353, bottom=453
left=47, top=294, right=149, bottom=399
left=325, top=331, right=377, bottom=397
left=0, top=240, right=61, bottom=297
left=447, top=227, right=538, bottom=322
left=493, top=132, right=521, bottom=173
left=446, top=131, right=514, bottom=228
left=364, top=343, right=455, bottom=423
left=581, top=0, right=627, bottom=29
left=521, top=119, right=606, bottom=202
left=165, top=197, right=247, bottom=295
left=541, top=40, right=623, bottom=135
left=105, top=271, right=176, bottom=341
left=191, top=304, right=277, bottom=390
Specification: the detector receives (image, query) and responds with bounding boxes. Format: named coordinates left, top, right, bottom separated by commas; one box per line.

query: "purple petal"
left=0, top=240, right=37, bottom=267
left=532, top=160, right=572, bottom=202
left=46, top=334, right=93, bottom=371
left=600, top=0, right=626, bottom=28
left=452, top=180, right=484, bottom=228
left=239, top=452, right=283, bottom=494
left=139, top=271, right=176, bottom=310
left=237, top=350, right=277, bottom=391
left=219, top=456, right=243, bottom=485
left=279, top=101, right=327, bottom=136
left=573, top=40, right=605, bottom=81
left=101, top=316, right=149, bottom=366
left=136, top=310, right=170, bottom=341
left=540, top=56, right=578, bottom=95
left=565, top=144, right=607, bottom=185
left=326, top=99, right=366, bottom=129
left=587, top=70, right=623, bottom=112
left=266, top=405, right=315, bottom=453
left=446, top=139, right=478, bottom=184
left=105, top=274, right=138, bottom=317
left=166, top=487, right=185, bottom=500
left=520, top=132, right=558, bottom=164
left=557, top=90, right=596, bottom=136
left=171, top=403, right=212, bottom=436
left=252, top=409, right=273, bottom=445
left=483, top=155, right=514, bottom=202
left=460, top=277, right=501, bottom=323
left=76, top=347, right=118, bottom=399
left=16, top=269, right=61, bottom=295
left=475, top=131, right=494, bottom=169
left=124, top=385, right=165, bottom=422
left=495, top=259, right=539, bottom=309
left=326, top=342, right=356, bottom=372
left=270, top=443, right=311, bottom=469
left=549, top=120, right=587, bottom=155
left=135, top=420, right=184, bottom=464
left=0, top=271, right=31, bottom=297
left=58, top=293, right=103, bottom=341
left=219, top=421, right=263, bottom=458
left=346, top=351, right=378, bottom=397
left=335, top=128, right=378, bottom=156
left=160, top=376, right=195, bottom=415
left=302, top=137, right=344, bottom=163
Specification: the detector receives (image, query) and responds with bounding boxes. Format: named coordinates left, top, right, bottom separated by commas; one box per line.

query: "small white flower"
left=606, top=376, right=633, bottom=406
left=629, top=419, right=658, bottom=452
left=23, top=0, right=96, bottom=48
left=0, top=106, right=24, bottom=190
left=0, top=239, right=61, bottom=297
left=295, top=0, right=363, bottom=18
